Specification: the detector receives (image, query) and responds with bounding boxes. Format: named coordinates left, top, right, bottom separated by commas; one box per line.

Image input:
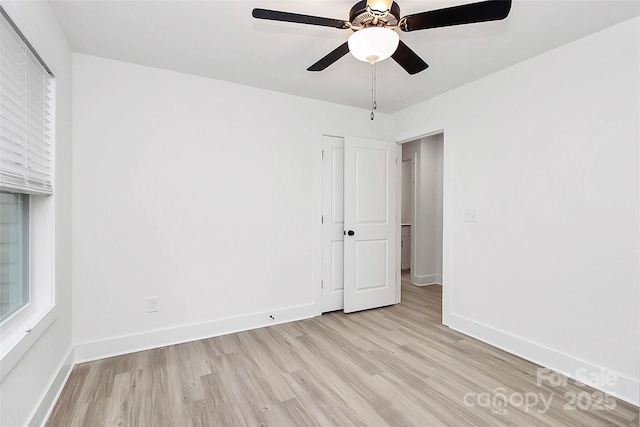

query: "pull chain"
left=371, top=62, right=377, bottom=120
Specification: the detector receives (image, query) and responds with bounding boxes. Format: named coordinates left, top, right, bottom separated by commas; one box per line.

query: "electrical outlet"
left=147, top=296, right=159, bottom=313
left=464, top=209, right=478, bottom=223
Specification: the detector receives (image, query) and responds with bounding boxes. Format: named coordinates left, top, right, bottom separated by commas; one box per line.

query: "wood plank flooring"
left=47, top=277, right=639, bottom=426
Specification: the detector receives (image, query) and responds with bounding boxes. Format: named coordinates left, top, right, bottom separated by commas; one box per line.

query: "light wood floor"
left=47, top=277, right=639, bottom=426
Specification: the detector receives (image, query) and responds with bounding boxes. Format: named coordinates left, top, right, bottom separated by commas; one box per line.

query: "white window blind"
left=0, top=9, right=54, bottom=195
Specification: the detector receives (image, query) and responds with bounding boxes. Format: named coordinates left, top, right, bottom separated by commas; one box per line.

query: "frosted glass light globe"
left=348, top=27, right=400, bottom=64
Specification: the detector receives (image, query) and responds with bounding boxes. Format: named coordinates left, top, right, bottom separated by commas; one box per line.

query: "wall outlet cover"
left=464, top=209, right=478, bottom=223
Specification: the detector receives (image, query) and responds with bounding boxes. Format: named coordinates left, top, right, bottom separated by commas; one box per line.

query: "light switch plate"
left=147, top=296, right=159, bottom=313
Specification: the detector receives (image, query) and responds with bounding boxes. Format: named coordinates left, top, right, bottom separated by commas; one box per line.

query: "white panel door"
left=343, top=137, right=399, bottom=313
left=321, top=136, right=345, bottom=312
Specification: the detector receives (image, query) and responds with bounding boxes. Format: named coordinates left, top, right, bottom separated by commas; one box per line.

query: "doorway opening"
left=400, top=133, right=444, bottom=287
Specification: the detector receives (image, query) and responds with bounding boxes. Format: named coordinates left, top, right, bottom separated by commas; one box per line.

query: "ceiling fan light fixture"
left=348, top=27, right=399, bottom=64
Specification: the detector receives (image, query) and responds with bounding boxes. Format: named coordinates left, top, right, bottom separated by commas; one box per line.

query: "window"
left=0, top=192, right=29, bottom=322
left=0, top=6, right=55, bottom=380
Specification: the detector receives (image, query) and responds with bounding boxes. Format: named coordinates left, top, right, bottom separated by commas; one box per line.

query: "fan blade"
left=307, top=42, right=350, bottom=71
left=400, top=0, right=511, bottom=32
left=391, top=41, right=429, bottom=75
left=252, top=8, right=348, bottom=29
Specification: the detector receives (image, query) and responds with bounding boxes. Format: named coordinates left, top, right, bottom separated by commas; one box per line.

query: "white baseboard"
left=29, top=347, right=75, bottom=427
left=448, top=313, right=639, bottom=406
left=74, top=303, right=318, bottom=363
left=411, top=273, right=442, bottom=286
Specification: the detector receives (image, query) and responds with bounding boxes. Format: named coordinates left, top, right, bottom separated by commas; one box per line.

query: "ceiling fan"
left=252, top=0, right=512, bottom=75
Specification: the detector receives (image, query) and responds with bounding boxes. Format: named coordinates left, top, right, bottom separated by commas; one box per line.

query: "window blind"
left=0, top=8, right=54, bottom=195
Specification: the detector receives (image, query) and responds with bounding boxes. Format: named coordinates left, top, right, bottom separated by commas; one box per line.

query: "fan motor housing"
left=349, top=0, right=401, bottom=28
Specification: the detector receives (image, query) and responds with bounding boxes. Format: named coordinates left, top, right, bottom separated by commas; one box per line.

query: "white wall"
left=0, top=2, right=73, bottom=426
left=400, top=159, right=412, bottom=225
left=71, top=53, right=391, bottom=361
left=418, top=134, right=443, bottom=284
left=394, top=17, right=640, bottom=404
left=434, top=135, right=443, bottom=282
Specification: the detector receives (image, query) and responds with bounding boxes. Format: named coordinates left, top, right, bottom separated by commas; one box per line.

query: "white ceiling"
left=49, top=0, right=640, bottom=113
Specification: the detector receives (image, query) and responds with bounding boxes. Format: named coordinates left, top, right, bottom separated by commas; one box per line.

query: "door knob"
left=347, top=230, right=355, bottom=236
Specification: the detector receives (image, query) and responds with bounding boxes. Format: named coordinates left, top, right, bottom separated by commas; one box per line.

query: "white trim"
left=448, top=313, right=640, bottom=406
left=410, top=151, right=418, bottom=284
left=395, top=143, right=402, bottom=304
left=28, top=347, right=74, bottom=427
left=0, top=305, right=57, bottom=380
left=0, top=194, right=57, bottom=380
left=312, top=131, right=324, bottom=316
left=411, top=274, right=442, bottom=286
left=440, top=127, right=453, bottom=327
left=74, top=303, right=317, bottom=363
